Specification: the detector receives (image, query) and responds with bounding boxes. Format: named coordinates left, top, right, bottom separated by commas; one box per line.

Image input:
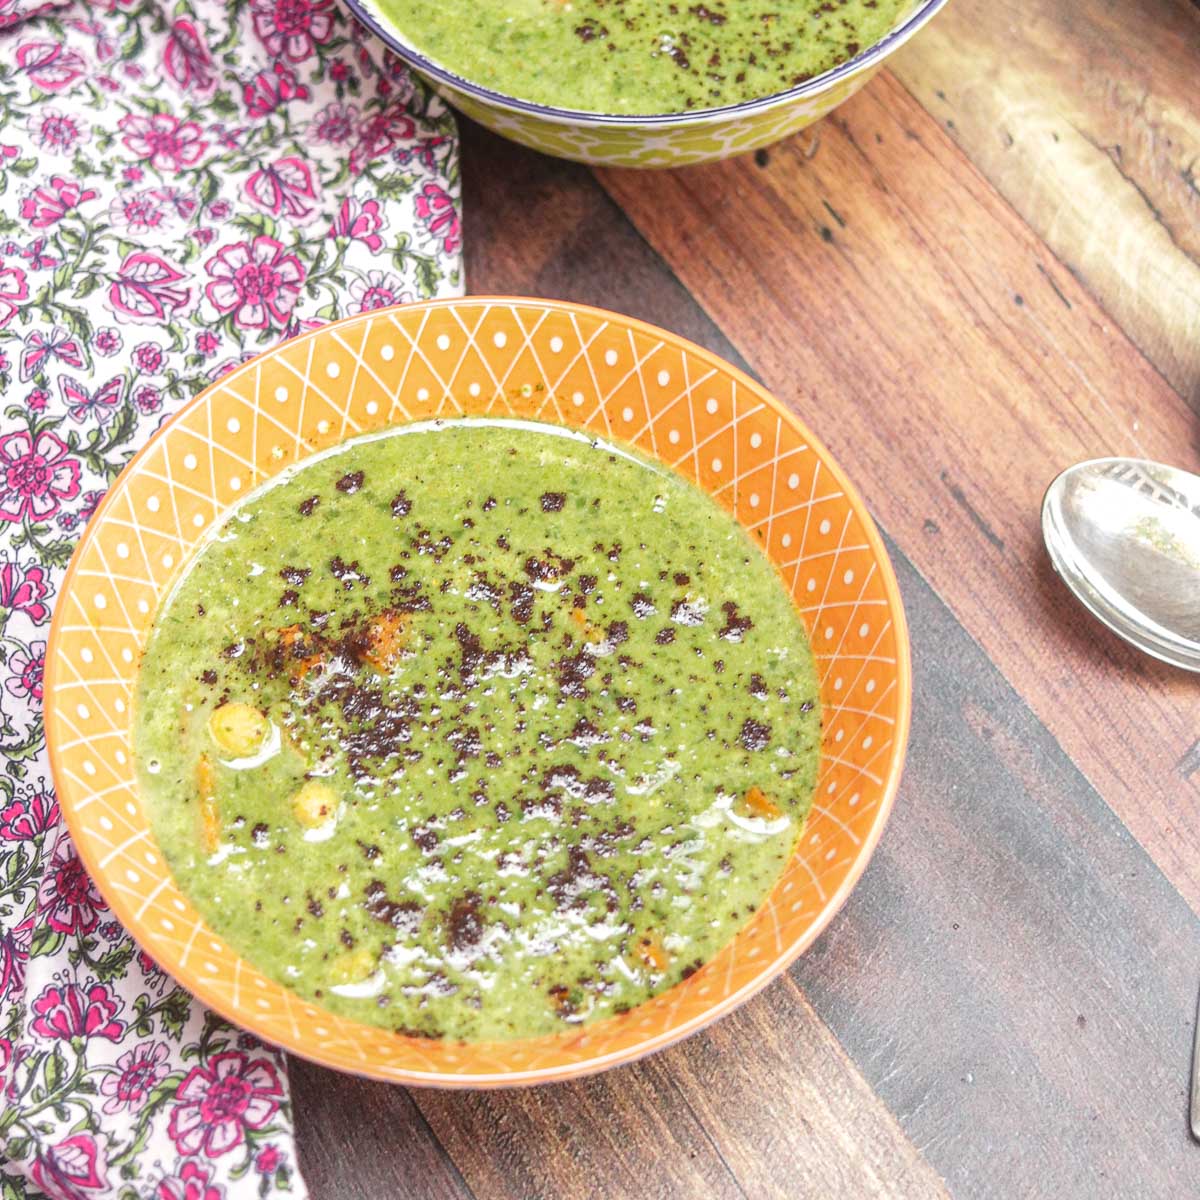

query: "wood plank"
left=636, top=979, right=950, bottom=1200
left=416, top=1053, right=746, bottom=1200
left=794, top=539, right=1200, bottom=1199
left=595, top=74, right=1200, bottom=911
left=290, top=1054, right=473, bottom=1200
left=891, top=0, right=1200, bottom=401
left=415, top=980, right=950, bottom=1200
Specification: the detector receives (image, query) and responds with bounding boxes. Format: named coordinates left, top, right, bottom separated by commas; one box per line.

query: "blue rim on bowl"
left=342, top=0, right=951, bottom=126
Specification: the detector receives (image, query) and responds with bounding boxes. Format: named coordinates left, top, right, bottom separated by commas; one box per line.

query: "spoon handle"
left=1192, top=980, right=1200, bottom=1141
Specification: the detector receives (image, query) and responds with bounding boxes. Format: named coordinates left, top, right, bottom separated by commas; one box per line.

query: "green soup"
left=371, top=0, right=910, bottom=114
left=135, top=420, right=820, bottom=1041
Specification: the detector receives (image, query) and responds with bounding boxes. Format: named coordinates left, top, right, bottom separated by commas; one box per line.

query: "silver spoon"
left=1041, top=457, right=1200, bottom=673
left=1043, top=456, right=1200, bottom=1141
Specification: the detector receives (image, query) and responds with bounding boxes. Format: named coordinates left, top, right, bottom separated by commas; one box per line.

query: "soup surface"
left=372, top=0, right=909, bottom=114
left=136, top=420, right=820, bottom=1041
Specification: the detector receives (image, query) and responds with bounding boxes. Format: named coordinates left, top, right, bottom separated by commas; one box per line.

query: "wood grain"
left=414, top=981, right=950, bottom=1200
left=891, top=0, right=1200, bottom=401
left=596, top=73, right=1200, bottom=911
left=291, top=1056, right=472, bottom=1200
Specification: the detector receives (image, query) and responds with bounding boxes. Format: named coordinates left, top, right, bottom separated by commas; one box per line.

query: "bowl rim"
left=344, top=0, right=949, bottom=127
left=46, top=297, right=912, bottom=1086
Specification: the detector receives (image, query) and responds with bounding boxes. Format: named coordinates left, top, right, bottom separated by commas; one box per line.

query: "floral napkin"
left=0, top=1, right=461, bottom=1195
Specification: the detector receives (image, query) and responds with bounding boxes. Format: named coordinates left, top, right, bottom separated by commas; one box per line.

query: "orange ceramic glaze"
left=44, top=298, right=910, bottom=1086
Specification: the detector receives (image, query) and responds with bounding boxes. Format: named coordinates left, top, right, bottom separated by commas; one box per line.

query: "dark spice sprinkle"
left=278, top=590, right=299, bottom=608
left=336, top=470, right=365, bottom=494
left=298, top=495, right=320, bottom=517
left=540, top=491, right=567, bottom=512
left=199, top=669, right=217, bottom=685
left=482, top=496, right=497, bottom=512
left=390, top=490, right=412, bottom=518
left=739, top=718, right=772, bottom=751
left=654, top=628, right=676, bottom=645
left=280, top=566, right=311, bottom=586
left=631, top=592, right=656, bottom=618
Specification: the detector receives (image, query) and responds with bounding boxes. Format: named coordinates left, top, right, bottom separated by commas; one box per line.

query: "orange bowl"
left=45, top=298, right=910, bottom=1086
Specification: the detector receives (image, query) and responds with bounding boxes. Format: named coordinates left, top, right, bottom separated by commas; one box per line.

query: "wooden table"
left=293, top=1, right=1200, bottom=1194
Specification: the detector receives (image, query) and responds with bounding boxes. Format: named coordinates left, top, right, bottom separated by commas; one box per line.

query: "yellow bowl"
left=46, top=298, right=910, bottom=1086
left=345, top=0, right=948, bottom=167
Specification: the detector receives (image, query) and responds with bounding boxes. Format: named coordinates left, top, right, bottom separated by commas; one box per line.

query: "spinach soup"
left=372, top=0, right=910, bottom=114
left=135, top=420, right=820, bottom=1041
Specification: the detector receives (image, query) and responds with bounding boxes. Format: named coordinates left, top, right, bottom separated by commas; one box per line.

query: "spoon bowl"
left=1042, top=457, right=1200, bottom=672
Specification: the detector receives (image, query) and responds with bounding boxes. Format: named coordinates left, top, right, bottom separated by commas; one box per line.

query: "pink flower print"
left=242, top=61, right=309, bottom=117
left=20, top=176, right=98, bottom=229
left=0, top=557, right=53, bottom=623
left=59, top=375, right=124, bottom=425
left=29, top=1133, right=108, bottom=1199
left=0, top=145, right=15, bottom=161
left=244, top=156, right=321, bottom=224
left=0, top=787, right=57, bottom=839
left=209, top=200, right=232, bottom=221
left=0, top=350, right=7, bottom=373
left=415, top=182, right=461, bottom=256
left=16, top=41, right=87, bottom=92
left=27, top=388, right=49, bottom=411
left=0, top=258, right=29, bottom=328
left=40, top=843, right=104, bottom=933
left=22, top=237, right=58, bottom=270
left=79, top=489, right=104, bottom=522
left=101, top=1041, right=170, bottom=1114
left=329, top=196, right=385, bottom=252
left=118, top=113, right=206, bottom=173
left=0, top=430, right=81, bottom=522
left=255, top=1145, right=281, bottom=1174
left=191, top=228, right=216, bottom=248
left=163, top=19, right=218, bottom=97
left=93, top=327, right=122, bottom=357
left=109, top=188, right=171, bottom=234
left=122, top=164, right=143, bottom=183
left=57, top=511, right=78, bottom=532
left=98, top=920, right=123, bottom=941
left=329, top=60, right=350, bottom=83
left=107, top=251, right=192, bottom=324
left=31, top=980, right=124, bottom=1041
left=133, top=342, right=165, bottom=373
left=196, top=331, right=219, bottom=357
left=6, top=639, right=44, bottom=701
left=250, top=0, right=334, bottom=62
left=158, top=186, right=200, bottom=223
left=0, top=912, right=34, bottom=998
left=205, top=237, right=304, bottom=330
left=282, top=314, right=324, bottom=340
left=134, top=385, right=162, bottom=414
left=157, top=1161, right=225, bottom=1200
left=19, top=326, right=85, bottom=382
left=137, top=948, right=162, bottom=977
left=169, top=1051, right=283, bottom=1158
left=313, top=101, right=358, bottom=144
left=31, top=106, right=90, bottom=154
left=349, top=269, right=411, bottom=314
left=351, top=107, right=416, bottom=172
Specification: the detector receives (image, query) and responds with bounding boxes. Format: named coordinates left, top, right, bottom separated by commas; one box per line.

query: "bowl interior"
left=45, top=299, right=909, bottom=1085
left=348, top=0, right=944, bottom=125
